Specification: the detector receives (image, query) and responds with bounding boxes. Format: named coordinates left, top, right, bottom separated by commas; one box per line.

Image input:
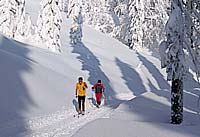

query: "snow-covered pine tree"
left=15, top=14, right=32, bottom=41
left=159, top=0, right=186, bottom=124
left=143, top=0, right=169, bottom=48
left=63, top=0, right=69, bottom=13
left=67, top=0, right=115, bottom=33
left=0, top=0, right=26, bottom=38
left=58, top=0, right=64, bottom=11
left=112, top=0, right=131, bottom=46
left=105, top=0, right=117, bottom=12
left=0, top=0, right=11, bottom=36
left=82, top=0, right=115, bottom=33
left=128, top=0, right=144, bottom=49
left=183, top=0, right=200, bottom=83
left=36, top=0, right=62, bottom=52
left=67, top=0, right=82, bottom=18
left=14, top=2, right=34, bottom=42
left=67, top=0, right=77, bottom=18
left=66, top=0, right=169, bottom=49
left=160, top=0, right=200, bottom=124
left=128, top=0, right=169, bottom=50
left=69, top=3, right=83, bottom=44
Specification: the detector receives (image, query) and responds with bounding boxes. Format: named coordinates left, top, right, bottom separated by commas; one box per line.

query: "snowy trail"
left=18, top=102, right=113, bottom=137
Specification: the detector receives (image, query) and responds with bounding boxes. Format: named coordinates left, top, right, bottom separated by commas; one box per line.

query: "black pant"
left=78, top=96, right=85, bottom=111
left=97, top=101, right=101, bottom=105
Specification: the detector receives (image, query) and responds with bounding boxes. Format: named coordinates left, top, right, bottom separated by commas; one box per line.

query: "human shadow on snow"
left=88, top=95, right=98, bottom=107
left=72, top=99, right=79, bottom=112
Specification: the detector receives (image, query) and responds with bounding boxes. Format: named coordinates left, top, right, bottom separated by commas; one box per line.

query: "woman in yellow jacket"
left=75, top=77, right=88, bottom=114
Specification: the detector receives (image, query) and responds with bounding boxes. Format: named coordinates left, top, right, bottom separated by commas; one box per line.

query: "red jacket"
left=92, top=83, right=104, bottom=93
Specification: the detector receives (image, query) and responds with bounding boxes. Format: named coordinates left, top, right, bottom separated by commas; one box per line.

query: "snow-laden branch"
left=36, top=0, right=62, bottom=53
left=184, top=38, right=200, bottom=82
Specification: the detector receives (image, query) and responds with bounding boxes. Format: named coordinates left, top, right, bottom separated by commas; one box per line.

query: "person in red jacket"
left=92, top=80, right=105, bottom=108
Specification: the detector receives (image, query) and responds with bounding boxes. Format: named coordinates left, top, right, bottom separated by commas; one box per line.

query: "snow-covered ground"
left=74, top=92, right=200, bottom=137
left=0, top=9, right=200, bottom=137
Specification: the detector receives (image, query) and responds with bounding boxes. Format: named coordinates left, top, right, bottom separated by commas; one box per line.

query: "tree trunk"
left=171, top=79, right=183, bottom=124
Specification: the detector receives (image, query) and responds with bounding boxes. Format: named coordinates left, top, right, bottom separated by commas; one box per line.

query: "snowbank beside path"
left=0, top=34, right=74, bottom=136
left=73, top=118, right=200, bottom=137
left=74, top=92, right=200, bottom=137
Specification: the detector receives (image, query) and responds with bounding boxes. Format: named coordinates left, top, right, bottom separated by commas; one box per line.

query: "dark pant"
left=78, top=96, right=85, bottom=111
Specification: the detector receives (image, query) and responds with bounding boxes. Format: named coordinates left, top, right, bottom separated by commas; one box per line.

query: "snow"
left=73, top=118, right=200, bottom=137
left=74, top=92, right=200, bottom=137
left=25, top=0, right=41, bottom=25
left=0, top=4, right=200, bottom=137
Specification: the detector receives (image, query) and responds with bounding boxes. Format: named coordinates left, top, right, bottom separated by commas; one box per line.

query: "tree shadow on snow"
left=115, top=57, right=146, bottom=96
left=0, top=35, right=35, bottom=137
left=115, top=94, right=200, bottom=136
left=183, top=72, right=200, bottom=114
left=136, top=52, right=171, bottom=99
left=71, top=42, right=122, bottom=108
left=114, top=52, right=200, bottom=136
left=137, top=52, right=200, bottom=125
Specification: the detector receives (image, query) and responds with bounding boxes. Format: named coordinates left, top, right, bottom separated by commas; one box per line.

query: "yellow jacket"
left=76, top=82, right=87, bottom=96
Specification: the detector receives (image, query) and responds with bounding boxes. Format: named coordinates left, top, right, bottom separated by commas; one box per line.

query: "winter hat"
left=78, top=77, right=83, bottom=81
